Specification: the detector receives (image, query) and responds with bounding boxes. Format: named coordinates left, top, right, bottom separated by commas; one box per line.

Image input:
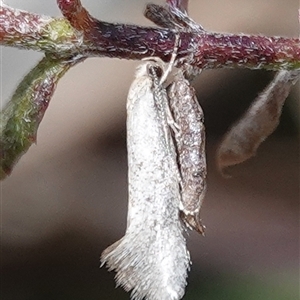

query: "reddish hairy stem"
left=56, top=0, right=95, bottom=34
left=194, top=34, right=300, bottom=70
left=0, top=3, right=91, bottom=56
left=1, top=1, right=299, bottom=70
left=0, top=3, right=51, bottom=44
left=76, top=22, right=300, bottom=70
left=57, top=0, right=300, bottom=70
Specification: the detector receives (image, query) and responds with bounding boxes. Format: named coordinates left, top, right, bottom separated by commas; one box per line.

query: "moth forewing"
left=101, top=62, right=190, bottom=300
left=167, top=70, right=207, bottom=234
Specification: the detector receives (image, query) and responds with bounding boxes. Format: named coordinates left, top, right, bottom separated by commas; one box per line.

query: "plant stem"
left=0, top=56, right=82, bottom=179
left=1, top=3, right=299, bottom=71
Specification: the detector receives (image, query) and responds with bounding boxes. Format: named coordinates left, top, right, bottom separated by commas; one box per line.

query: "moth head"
left=134, top=62, right=151, bottom=78
left=147, top=64, right=163, bottom=79
left=134, top=61, right=163, bottom=81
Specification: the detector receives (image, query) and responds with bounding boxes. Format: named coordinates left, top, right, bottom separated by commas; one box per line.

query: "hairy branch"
left=1, top=1, right=299, bottom=70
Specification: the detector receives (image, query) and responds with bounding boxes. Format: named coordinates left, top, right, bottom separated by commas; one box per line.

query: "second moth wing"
left=168, top=70, right=207, bottom=234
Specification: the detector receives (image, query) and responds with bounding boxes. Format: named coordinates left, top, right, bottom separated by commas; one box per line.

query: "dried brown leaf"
left=217, top=70, right=300, bottom=175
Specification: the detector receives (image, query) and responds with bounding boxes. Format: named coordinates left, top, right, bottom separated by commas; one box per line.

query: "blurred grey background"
left=1, top=0, right=299, bottom=299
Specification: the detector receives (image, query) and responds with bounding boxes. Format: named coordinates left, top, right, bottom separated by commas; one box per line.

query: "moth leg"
left=160, top=34, right=180, bottom=85
left=161, top=33, right=182, bottom=136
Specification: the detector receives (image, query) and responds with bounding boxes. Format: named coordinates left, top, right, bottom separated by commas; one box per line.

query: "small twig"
left=0, top=56, right=83, bottom=179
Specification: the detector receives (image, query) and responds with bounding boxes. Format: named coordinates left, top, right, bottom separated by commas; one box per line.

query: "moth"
left=167, top=70, right=207, bottom=234
left=101, top=61, right=190, bottom=300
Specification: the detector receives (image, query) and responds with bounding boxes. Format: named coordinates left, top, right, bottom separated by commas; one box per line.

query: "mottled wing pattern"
left=167, top=70, right=207, bottom=234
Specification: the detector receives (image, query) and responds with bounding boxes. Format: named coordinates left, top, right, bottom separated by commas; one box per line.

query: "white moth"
left=101, top=61, right=190, bottom=300
left=167, top=70, right=207, bottom=234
